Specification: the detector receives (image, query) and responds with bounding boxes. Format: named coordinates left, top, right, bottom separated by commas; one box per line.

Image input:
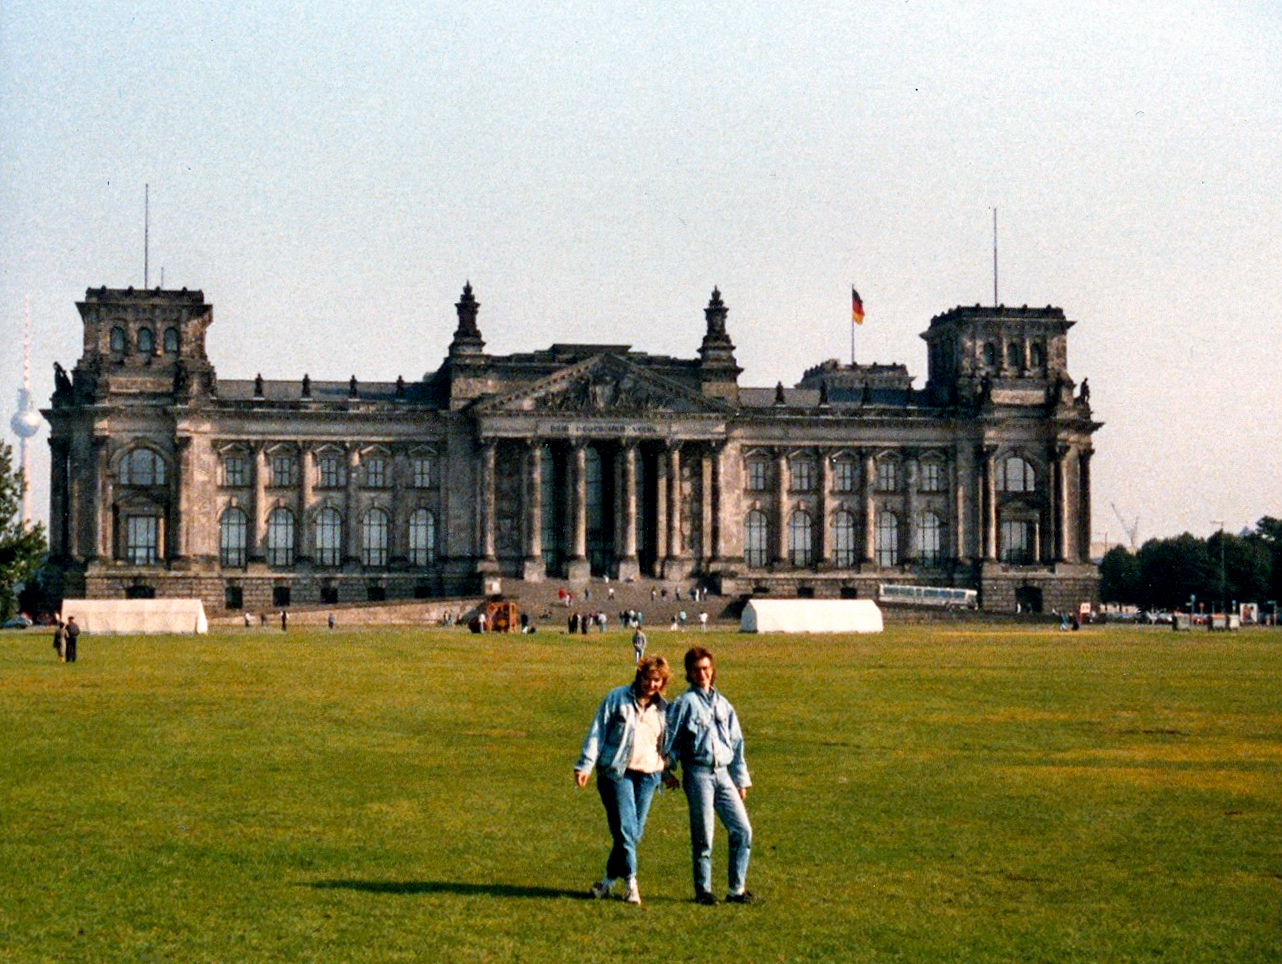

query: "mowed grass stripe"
left=0, top=624, right=1277, bottom=963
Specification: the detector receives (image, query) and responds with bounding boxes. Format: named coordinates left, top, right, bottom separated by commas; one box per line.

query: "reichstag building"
left=44, top=283, right=1100, bottom=613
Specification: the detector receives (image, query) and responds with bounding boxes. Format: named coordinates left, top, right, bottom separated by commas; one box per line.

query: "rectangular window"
left=126, top=516, right=159, bottom=565
left=412, top=457, right=433, bottom=488
left=271, top=454, right=296, bottom=488
left=224, top=586, right=244, bottom=610
left=319, top=456, right=343, bottom=488
left=746, top=460, right=769, bottom=491
left=875, top=461, right=898, bottom=493
left=1001, top=520, right=1034, bottom=564
left=919, top=462, right=944, bottom=493
left=272, top=586, right=291, bottom=607
left=790, top=459, right=816, bottom=492
left=365, top=458, right=387, bottom=488
left=832, top=460, right=857, bottom=493
left=222, top=456, right=247, bottom=487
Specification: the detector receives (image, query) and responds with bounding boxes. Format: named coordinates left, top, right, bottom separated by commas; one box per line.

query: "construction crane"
left=1111, top=503, right=1140, bottom=550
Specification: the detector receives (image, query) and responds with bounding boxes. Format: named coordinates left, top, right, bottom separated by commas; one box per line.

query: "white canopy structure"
left=60, top=599, right=209, bottom=635
left=739, top=599, right=883, bottom=634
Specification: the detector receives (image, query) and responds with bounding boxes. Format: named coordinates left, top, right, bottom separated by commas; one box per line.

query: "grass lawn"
left=0, top=622, right=1278, bottom=963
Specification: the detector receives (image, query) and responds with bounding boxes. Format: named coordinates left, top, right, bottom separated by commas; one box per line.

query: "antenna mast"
left=144, top=184, right=150, bottom=288
left=992, top=207, right=998, bottom=307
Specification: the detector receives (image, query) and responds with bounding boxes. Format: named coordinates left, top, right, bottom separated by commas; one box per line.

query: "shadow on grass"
left=308, top=880, right=588, bottom=899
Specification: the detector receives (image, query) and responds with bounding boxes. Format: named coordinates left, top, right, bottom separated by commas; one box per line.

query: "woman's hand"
left=574, top=770, right=590, bottom=789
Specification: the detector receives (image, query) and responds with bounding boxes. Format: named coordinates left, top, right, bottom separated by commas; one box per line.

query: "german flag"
left=851, top=287, right=865, bottom=326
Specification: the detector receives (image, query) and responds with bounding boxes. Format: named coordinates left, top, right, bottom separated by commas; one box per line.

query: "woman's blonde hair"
left=634, top=655, right=671, bottom=690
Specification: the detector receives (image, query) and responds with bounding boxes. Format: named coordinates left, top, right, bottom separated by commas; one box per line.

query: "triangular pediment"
left=475, top=354, right=730, bottom=417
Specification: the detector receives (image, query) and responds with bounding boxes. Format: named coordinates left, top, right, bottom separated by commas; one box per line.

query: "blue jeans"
left=683, top=765, right=752, bottom=895
left=596, top=769, right=662, bottom=880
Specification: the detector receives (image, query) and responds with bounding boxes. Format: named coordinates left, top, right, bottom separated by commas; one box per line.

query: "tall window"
left=411, top=456, right=433, bottom=488
left=1001, top=520, right=1034, bottom=564
left=364, top=457, right=388, bottom=488
left=408, top=509, right=436, bottom=566
left=788, top=510, right=815, bottom=567
left=266, top=508, right=295, bottom=566
left=746, top=459, right=769, bottom=492
left=126, top=515, right=159, bottom=564
left=362, top=508, right=389, bottom=567
left=984, top=342, right=997, bottom=367
left=137, top=327, right=155, bottom=355
left=917, top=512, right=943, bottom=565
left=220, top=508, right=248, bottom=567
left=163, top=327, right=180, bottom=354
left=919, top=462, right=944, bottom=493
left=1030, top=343, right=1045, bottom=368
left=875, top=459, right=898, bottom=493
left=832, top=458, right=857, bottom=493
left=319, top=456, right=343, bottom=488
left=876, top=511, right=899, bottom=567
left=315, top=507, right=343, bottom=566
left=123, top=448, right=166, bottom=486
left=222, top=455, right=247, bottom=488
left=998, top=456, right=1035, bottom=493
left=270, top=454, right=296, bottom=488
left=1007, top=341, right=1022, bottom=369
left=110, top=326, right=127, bottom=354
left=744, top=510, right=769, bottom=568
left=790, top=458, right=816, bottom=492
left=832, top=510, right=857, bottom=568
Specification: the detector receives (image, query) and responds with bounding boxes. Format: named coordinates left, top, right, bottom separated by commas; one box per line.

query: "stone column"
left=654, top=447, right=668, bottom=569
left=774, top=449, right=789, bottom=564
left=92, top=437, right=111, bottom=560
left=700, top=447, right=714, bottom=564
left=904, top=455, right=919, bottom=563
left=983, top=446, right=998, bottom=562
left=172, top=435, right=194, bottom=562
left=251, top=444, right=268, bottom=563
left=862, top=451, right=876, bottom=563
left=568, top=442, right=590, bottom=581
left=952, top=446, right=966, bottom=562
left=345, top=445, right=361, bottom=564
left=480, top=440, right=497, bottom=564
left=298, top=445, right=314, bottom=563
left=663, top=442, right=690, bottom=579
left=617, top=442, right=640, bottom=582
left=49, top=438, right=70, bottom=558
left=1078, top=449, right=1093, bottom=563
left=1055, top=445, right=1070, bottom=563
left=819, top=450, right=833, bottom=565
left=522, top=441, right=545, bottom=581
left=709, top=443, right=725, bottom=564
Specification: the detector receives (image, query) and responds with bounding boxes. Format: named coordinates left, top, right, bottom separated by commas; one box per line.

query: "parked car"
left=1, top=614, right=33, bottom=629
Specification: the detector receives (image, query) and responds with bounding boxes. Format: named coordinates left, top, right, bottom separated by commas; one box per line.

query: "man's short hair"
left=684, top=646, right=715, bottom=680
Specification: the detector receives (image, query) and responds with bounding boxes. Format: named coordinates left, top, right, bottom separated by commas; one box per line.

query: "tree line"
left=1099, top=519, right=1282, bottom=613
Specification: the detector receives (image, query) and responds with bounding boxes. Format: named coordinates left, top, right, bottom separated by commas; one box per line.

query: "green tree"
left=1253, top=517, right=1282, bottom=606
left=1099, top=545, right=1142, bottom=604
left=0, top=440, right=46, bottom=619
left=1136, top=533, right=1215, bottom=611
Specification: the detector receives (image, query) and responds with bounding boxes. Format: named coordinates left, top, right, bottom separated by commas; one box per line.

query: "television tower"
left=9, top=298, right=43, bottom=527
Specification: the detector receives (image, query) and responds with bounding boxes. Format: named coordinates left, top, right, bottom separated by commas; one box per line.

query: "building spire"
left=449, top=281, right=486, bottom=358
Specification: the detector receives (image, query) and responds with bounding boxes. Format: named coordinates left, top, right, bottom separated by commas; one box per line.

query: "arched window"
left=744, top=510, right=769, bottom=568
left=266, top=508, right=295, bottom=567
left=876, top=511, right=899, bottom=567
left=362, top=508, right=389, bottom=567
left=138, top=327, right=155, bottom=355
left=122, top=448, right=166, bottom=486
left=220, top=507, right=248, bottom=568
left=999, top=456, right=1036, bottom=493
left=788, top=510, right=815, bottom=567
left=163, top=327, right=180, bottom=354
left=110, top=326, right=127, bottom=354
left=917, top=512, right=943, bottom=565
left=832, top=510, right=857, bottom=568
left=315, top=507, right=343, bottom=567
left=408, top=509, right=436, bottom=566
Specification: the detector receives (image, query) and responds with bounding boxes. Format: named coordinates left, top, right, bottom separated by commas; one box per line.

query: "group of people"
left=574, top=646, right=754, bottom=906
left=51, top=615, right=79, bottom=663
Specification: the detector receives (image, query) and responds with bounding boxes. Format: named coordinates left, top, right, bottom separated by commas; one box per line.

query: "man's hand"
left=574, top=770, right=590, bottom=789
left=738, top=787, right=748, bottom=802
left=662, top=771, right=679, bottom=790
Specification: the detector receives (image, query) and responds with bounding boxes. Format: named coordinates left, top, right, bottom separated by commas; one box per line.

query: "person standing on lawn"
left=664, top=646, right=755, bottom=905
left=573, top=655, right=673, bottom=905
left=64, top=616, right=80, bottom=663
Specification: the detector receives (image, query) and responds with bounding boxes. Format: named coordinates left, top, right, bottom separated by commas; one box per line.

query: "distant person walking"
left=632, top=626, right=647, bottom=664
left=64, top=616, right=80, bottom=663
left=52, top=619, right=66, bottom=662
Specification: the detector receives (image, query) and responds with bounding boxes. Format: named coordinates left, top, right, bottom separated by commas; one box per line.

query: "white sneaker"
left=623, top=877, right=641, bottom=904
left=589, top=878, right=615, bottom=899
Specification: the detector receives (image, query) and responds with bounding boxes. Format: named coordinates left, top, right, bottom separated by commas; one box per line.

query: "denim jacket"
left=663, top=686, right=751, bottom=789
left=575, top=684, right=669, bottom=777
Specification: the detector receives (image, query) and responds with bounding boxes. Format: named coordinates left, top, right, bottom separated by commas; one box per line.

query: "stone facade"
left=44, top=284, right=1100, bottom=614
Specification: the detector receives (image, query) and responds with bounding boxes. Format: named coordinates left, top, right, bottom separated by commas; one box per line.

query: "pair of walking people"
left=573, top=647, right=754, bottom=906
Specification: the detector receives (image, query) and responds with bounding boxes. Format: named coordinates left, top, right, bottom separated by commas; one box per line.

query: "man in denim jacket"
left=664, top=646, right=755, bottom=905
left=574, top=655, right=672, bottom=904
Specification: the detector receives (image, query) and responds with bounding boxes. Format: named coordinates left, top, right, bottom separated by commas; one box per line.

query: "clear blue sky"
left=3, top=0, right=1279, bottom=544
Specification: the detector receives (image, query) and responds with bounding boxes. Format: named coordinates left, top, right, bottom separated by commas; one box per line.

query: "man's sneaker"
left=589, top=878, right=614, bottom=900
left=623, top=877, right=641, bottom=904
left=725, top=890, right=757, bottom=904
left=694, top=891, right=718, bottom=905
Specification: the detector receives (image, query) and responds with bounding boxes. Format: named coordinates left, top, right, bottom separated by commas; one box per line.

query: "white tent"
left=61, top=598, right=209, bottom=635
left=739, top=599, right=883, bottom=634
